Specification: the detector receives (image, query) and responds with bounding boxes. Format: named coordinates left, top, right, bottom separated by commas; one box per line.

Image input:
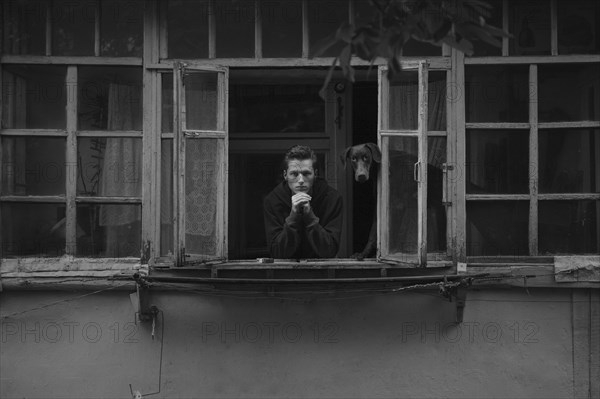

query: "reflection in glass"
left=465, top=65, right=529, bottom=123
left=387, top=136, right=419, bottom=255
left=78, top=67, right=142, bottom=131
left=76, top=204, right=141, bottom=257
left=161, top=73, right=174, bottom=133
left=261, top=0, right=302, bottom=57
left=539, top=200, right=599, bottom=254
left=185, top=72, right=218, bottom=131
left=389, top=71, right=447, bottom=130
left=77, top=138, right=142, bottom=197
left=2, top=0, right=47, bottom=55
left=229, top=84, right=324, bottom=133
left=100, top=0, right=143, bottom=57
left=538, top=64, right=600, bottom=122
left=471, top=0, right=503, bottom=56
left=428, top=137, right=447, bottom=252
left=185, top=139, right=221, bottom=257
left=2, top=65, right=66, bottom=129
left=1, top=137, right=66, bottom=196
left=215, top=0, right=254, bottom=57
left=467, top=201, right=529, bottom=256
left=51, top=0, right=95, bottom=55
left=466, top=130, right=529, bottom=194
left=1, top=203, right=66, bottom=257
left=167, top=0, right=209, bottom=58
left=539, top=129, right=599, bottom=193
left=308, top=0, right=348, bottom=57
left=558, top=0, right=599, bottom=55
left=161, top=139, right=174, bottom=256
left=509, top=0, right=551, bottom=56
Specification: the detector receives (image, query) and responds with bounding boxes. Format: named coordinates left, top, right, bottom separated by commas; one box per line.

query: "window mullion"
left=502, top=0, right=508, bottom=56
left=46, top=1, right=52, bottom=56
left=66, top=66, right=78, bottom=256
left=255, top=0, right=261, bottom=59
left=417, top=61, right=429, bottom=266
left=550, top=0, right=558, bottom=56
left=208, top=0, right=216, bottom=59
left=94, top=0, right=100, bottom=56
left=529, top=64, right=539, bottom=256
left=301, top=0, right=309, bottom=58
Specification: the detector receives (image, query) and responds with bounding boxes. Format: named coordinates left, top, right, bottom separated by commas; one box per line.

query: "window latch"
left=442, top=163, right=453, bottom=205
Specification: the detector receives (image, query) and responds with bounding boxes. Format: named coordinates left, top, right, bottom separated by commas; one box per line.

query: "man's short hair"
left=282, top=145, right=318, bottom=170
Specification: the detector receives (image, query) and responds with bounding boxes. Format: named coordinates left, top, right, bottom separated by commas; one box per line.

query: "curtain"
left=99, top=83, right=141, bottom=257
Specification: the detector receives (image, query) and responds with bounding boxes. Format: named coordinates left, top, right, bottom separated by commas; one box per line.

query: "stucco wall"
left=0, top=288, right=577, bottom=398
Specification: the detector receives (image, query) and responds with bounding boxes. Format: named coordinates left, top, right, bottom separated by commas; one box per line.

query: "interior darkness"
left=351, top=82, right=378, bottom=255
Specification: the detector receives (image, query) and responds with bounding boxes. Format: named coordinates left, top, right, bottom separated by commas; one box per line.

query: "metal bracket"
left=133, top=273, right=153, bottom=322
left=440, top=277, right=471, bottom=324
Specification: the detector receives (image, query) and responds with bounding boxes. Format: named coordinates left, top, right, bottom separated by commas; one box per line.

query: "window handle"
left=442, top=163, right=454, bottom=205
left=413, top=161, right=420, bottom=182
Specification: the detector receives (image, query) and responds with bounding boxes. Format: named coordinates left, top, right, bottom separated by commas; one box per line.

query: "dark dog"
left=341, top=143, right=381, bottom=260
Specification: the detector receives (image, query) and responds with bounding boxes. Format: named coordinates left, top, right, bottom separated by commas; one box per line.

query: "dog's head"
left=340, top=143, right=381, bottom=183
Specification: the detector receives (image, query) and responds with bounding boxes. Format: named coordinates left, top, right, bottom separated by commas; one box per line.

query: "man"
left=263, top=145, right=343, bottom=259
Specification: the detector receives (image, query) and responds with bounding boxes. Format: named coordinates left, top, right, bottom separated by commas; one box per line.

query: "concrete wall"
left=0, top=288, right=586, bottom=398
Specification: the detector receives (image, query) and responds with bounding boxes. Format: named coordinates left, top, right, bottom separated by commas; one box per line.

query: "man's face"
left=284, top=159, right=316, bottom=194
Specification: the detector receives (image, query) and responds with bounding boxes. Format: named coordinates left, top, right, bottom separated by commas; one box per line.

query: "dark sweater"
left=263, top=179, right=343, bottom=259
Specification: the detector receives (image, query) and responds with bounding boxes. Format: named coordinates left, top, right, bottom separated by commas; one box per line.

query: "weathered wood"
left=466, top=194, right=530, bottom=201
left=0, top=129, right=67, bottom=136
left=465, top=55, right=600, bottom=64
left=0, top=195, right=66, bottom=203
left=529, top=64, right=538, bottom=256
left=77, top=130, right=142, bottom=137
left=66, top=66, right=78, bottom=256
left=539, top=121, right=600, bottom=129
left=466, top=122, right=529, bottom=129
left=0, top=55, right=142, bottom=65
left=454, top=49, right=467, bottom=262
left=555, top=256, right=600, bottom=282
left=538, top=193, right=600, bottom=200
left=75, top=196, right=142, bottom=203
left=418, top=61, right=429, bottom=266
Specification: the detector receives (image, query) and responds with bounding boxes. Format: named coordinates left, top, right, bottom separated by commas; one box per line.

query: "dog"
left=341, top=142, right=381, bottom=260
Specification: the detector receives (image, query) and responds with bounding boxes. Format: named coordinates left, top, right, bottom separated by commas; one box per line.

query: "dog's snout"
left=356, top=174, right=368, bottom=183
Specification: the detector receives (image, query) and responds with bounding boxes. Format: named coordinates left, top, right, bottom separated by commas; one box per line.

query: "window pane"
left=509, top=0, right=551, bottom=56
left=51, top=0, right=95, bottom=56
left=76, top=204, right=141, bottom=257
left=308, top=0, right=348, bottom=57
left=167, top=0, right=209, bottom=58
left=161, top=139, right=174, bottom=256
left=558, top=0, right=599, bottom=55
left=471, top=0, right=503, bottom=56
left=261, top=0, right=302, bottom=57
left=465, top=65, right=529, bottom=123
left=538, top=64, right=600, bottom=122
left=229, top=84, right=325, bottom=133
left=539, top=200, right=599, bottom=254
left=100, top=0, right=143, bottom=57
left=185, top=72, right=218, bottom=131
left=428, top=137, right=446, bottom=252
left=353, top=0, right=375, bottom=27
left=539, top=129, right=600, bottom=193
left=3, top=0, right=47, bottom=55
left=1, top=203, right=65, bottom=257
left=401, top=39, right=442, bottom=57
left=2, top=65, right=66, bottom=129
left=77, top=138, right=142, bottom=197
left=161, top=73, right=174, bottom=133
left=389, top=71, right=447, bottom=130
left=467, top=201, right=529, bottom=256
left=215, top=0, right=255, bottom=58
left=78, top=67, right=142, bottom=131
left=466, top=130, right=529, bottom=194
left=2, top=137, right=66, bottom=196
left=185, top=138, right=221, bottom=257
left=228, top=151, right=326, bottom=259
left=387, top=136, right=419, bottom=255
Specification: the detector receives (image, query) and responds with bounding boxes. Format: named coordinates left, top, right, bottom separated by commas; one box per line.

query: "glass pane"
left=509, top=0, right=551, bottom=56
left=558, top=0, right=599, bottom=55
left=427, top=137, right=446, bottom=252
left=472, top=0, right=503, bottom=56
left=77, top=138, right=142, bottom=197
left=100, top=0, right=143, bottom=57
left=389, top=71, right=446, bottom=130
left=167, top=0, right=209, bottom=58
left=215, top=0, right=255, bottom=58
left=229, top=84, right=325, bottom=133
left=51, top=0, right=95, bottom=56
left=467, top=201, right=529, bottom=256
left=401, top=39, right=442, bottom=57
left=539, top=129, right=600, bottom=193
left=1, top=65, right=66, bottom=129
left=161, top=73, right=174, bottom=133
left=161, top=139, right=174, bottom=256
left=185, top=138, right=221, bottom=256
left=1, top=137, right=66, bottom=196
left=466, top=129, right=529, bottom=194
left=353, top=0, right=375, bottom=27
left=1, top=203, right=66, bottom=257
left=228, top=151, right=326, bottom=259
left=184, top=72, right=218, bottom=131
left=465, top=65, right=529, bottom=123
left=261, top=0, right=302, bottom=57
left=308, top=0, right=348, bottom=57
left=3, top=0, right=46, bottom=55
left=76, top=204, right=141, bottom=257
left=539, top=200, right=599, bottom=254
left=78, top=67, right=142, bottom=131
left=387, top=136, right=419, bottom=255
left=538, top=64, right=600, bottom=122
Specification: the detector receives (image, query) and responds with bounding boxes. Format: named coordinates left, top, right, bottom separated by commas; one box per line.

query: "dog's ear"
left=366, top=143, right=381, bottom=163
left=339, top=146, right=353, bottom=168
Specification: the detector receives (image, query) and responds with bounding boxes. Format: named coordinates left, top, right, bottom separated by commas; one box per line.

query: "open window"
left=172, top=63, right=229, bottom=266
